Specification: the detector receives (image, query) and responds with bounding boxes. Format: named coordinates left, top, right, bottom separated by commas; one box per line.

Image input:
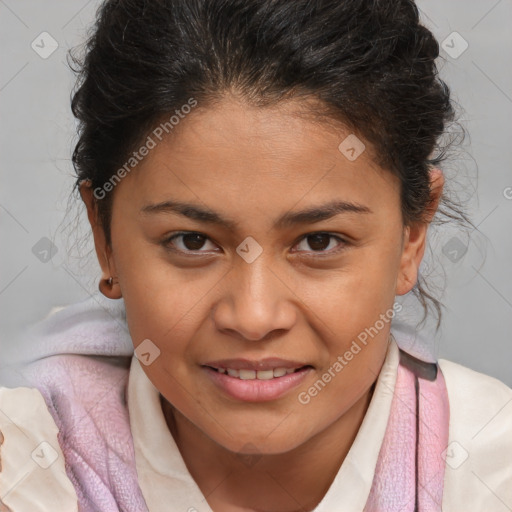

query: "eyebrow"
left=140, top=199, right=372, bottom=230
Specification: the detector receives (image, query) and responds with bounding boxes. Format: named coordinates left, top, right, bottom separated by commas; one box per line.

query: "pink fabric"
left=418, top=374, right=450, bottom=510
left=21, top=354, right=148, bottom=512
left=364, top=358, right=450, bottom=512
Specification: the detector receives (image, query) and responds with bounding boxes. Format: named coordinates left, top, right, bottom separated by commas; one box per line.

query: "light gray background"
left=1, top=1, right=511, bottom=386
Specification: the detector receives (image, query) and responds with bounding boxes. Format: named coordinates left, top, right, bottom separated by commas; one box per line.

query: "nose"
left=212, top=255, right=297, bottom=342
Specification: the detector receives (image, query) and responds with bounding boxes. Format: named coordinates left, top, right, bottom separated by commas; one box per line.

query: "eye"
left=162, top=231, right=219, bottom=254
left=161, top=231, right=348, bottom=256
left=293, top=232, right=347, bottom=255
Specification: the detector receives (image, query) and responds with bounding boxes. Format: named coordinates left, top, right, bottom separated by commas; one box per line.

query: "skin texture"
left=80, top=95, right=444, bottom=512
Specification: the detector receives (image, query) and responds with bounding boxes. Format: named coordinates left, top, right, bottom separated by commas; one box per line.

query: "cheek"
left=309, top=244, right=401, bottom=322
left=298, top=270, right=395, bottom=423
left=110, top=231, right=203, bottom=355
left=301, top=243, right=400, bottom=373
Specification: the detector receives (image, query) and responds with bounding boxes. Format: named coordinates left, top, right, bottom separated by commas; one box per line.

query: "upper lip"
left=203, top=358, right=311, bottom=371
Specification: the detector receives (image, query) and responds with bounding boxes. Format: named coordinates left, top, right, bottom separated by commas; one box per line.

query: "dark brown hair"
left=68, top=0, right=469, bottom=327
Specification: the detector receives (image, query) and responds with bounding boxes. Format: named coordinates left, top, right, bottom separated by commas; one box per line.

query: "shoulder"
left=438, top=358, right=512, bottom=430
left=0, top=386, right=78, bottom=511
left=0, top=386, right=61, bottom=437
left=438, top=359, right=512, bottom=511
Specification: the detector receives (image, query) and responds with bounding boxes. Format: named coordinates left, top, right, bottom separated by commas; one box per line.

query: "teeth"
left=217, top=367, right=302, bottom=380
left=256, top=370, right=274, bottom=380
left=239, top=369, right=256, bottom=380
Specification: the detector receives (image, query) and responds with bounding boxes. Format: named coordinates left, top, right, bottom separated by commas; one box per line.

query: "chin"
left=215, top=432, right=304, bottom=457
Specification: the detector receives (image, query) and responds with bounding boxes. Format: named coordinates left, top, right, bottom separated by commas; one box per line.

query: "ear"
left=79, top=180, right=122, bottom=299
left=395, top=168, right=444, bottom=296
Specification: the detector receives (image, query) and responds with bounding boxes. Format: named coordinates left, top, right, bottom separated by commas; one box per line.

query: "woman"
left=1, top=1, right=511, bottom=511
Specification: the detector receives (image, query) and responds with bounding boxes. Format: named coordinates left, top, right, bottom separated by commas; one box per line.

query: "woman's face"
left=83, top=96, right=431, bottom=455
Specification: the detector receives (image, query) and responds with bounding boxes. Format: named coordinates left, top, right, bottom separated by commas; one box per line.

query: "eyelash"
left=161, top=231, right=349, bottom=257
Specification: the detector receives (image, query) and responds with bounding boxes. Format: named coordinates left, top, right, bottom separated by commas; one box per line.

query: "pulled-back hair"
left=69, top=0, right=468, bottom=326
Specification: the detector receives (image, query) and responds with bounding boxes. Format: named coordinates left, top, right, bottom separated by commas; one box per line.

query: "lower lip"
left=202, top=366, right=312, bottom=402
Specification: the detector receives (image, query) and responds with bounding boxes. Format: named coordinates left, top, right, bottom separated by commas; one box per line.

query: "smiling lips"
left=202, top=357, right=313, bottom=401
left=203, top=357, right=311, bottom=380
left=214, top=366, right=299, bottom=380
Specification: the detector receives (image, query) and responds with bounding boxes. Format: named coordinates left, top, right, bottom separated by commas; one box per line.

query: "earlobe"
left=79, top=180, right=122, bottom=299
left=98, top=274, right=122, bottom=299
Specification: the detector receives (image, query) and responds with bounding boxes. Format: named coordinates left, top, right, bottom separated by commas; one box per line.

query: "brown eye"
left=181, top=233, right=207, bottom=250
left=162, top=232, right=218, bottom=254
left=305, top=234, right=331, bottom=251
left=294, top=232, right=347, bottom=254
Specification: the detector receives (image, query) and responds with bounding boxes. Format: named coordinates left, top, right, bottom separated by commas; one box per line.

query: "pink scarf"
left=364, top=350, right=450, bottom=512
left=12, top=296, right=449, bottom=511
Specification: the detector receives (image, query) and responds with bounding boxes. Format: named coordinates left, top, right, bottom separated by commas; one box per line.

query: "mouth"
left=201, top=363, right=314, bottom=402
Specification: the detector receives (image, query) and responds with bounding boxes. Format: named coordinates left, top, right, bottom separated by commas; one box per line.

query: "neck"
left=160, top=382, right=375, bottom=512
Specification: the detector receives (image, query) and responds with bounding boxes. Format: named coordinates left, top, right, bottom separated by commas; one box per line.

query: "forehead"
left=115, top=96, right=400, bottom=224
